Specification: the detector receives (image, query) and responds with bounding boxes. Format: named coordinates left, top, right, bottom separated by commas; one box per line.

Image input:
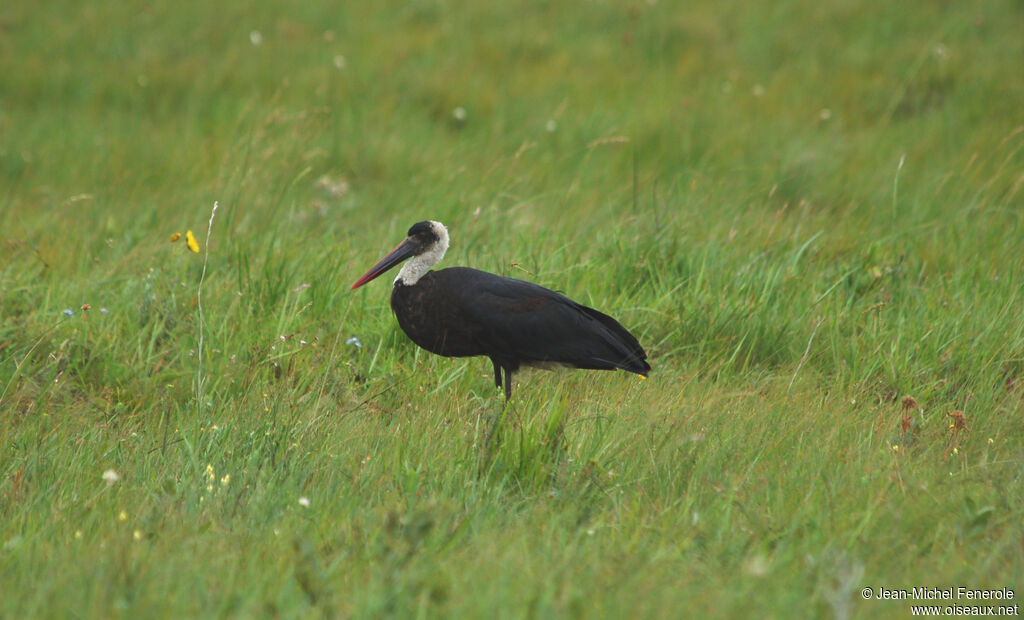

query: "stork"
left=350, top=221, right=650, bottom=400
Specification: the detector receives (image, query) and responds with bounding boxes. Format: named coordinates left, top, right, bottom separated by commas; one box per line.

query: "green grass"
left=2, top=0, right=1023, bottom=617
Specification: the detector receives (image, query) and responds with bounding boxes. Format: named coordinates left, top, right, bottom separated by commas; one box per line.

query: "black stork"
left=350, top=221, right=650, bottom=400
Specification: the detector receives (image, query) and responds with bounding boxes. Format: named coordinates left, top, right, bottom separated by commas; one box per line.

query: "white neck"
left=395, top=221, right=449, bottom=286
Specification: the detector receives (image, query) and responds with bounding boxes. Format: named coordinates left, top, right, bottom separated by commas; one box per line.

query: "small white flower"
left=316, top=175, right=349, bottom=197
left=102, top=470, right=121, bottom=485
left=298, top=496, right=310, bottom=508
left=346, top=337, right=362, bottom=348
left=744, top=554, right=769, bottom=577
left=452, top=107, right=467, bottom=122
left=250, top=30, right=263, bottom=46
left=333, top=55, right=346, bottom=70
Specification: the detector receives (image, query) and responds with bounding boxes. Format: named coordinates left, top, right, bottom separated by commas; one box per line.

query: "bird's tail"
left=578, top=305, right=651, bottom=376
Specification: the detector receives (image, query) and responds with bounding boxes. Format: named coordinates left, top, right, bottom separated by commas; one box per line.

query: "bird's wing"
left=440, top=268, right=648, bottom=373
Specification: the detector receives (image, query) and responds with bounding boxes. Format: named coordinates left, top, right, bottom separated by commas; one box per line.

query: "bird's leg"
left=503, top=367, right=512, bottom=402
left=491, top=359, right=502, bottom=391
left=482, top=363, right=512, bottom=458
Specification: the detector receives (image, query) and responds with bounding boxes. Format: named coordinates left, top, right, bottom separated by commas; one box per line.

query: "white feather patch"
left=395, top=221, right=449, bottom=286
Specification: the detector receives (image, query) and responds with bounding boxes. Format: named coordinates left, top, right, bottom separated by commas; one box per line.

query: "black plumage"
left=351, top=221, right=650, bottom=400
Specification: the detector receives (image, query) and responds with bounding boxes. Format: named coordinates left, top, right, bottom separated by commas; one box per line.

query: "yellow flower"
left=953, top=447, right=959, bottom=455
left=892, top=445, right=899, bottom=452
left=186, top=230, right=200, bottom=253
left=118, top=511, right=128, bottom=521
left=74, top=530, right=83, bottom=539
left=133, top=530, right=142, bottom=541
left=221, top=474, right=230, bottom=486
left=170, top=232, right=181, bottom=242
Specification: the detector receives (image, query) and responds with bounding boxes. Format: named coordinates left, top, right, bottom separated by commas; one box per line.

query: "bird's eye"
left=418, top=232, right=428, bottom=239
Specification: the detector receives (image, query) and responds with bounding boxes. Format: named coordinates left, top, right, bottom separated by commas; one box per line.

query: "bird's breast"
left=390, top=279, right=484, bottom=358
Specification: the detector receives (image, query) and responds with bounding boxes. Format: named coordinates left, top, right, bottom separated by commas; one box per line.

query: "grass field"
left=2, top=0, right=1023, bottom=617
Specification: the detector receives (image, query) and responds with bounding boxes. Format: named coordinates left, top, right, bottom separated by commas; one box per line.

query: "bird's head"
left=350, top=220, right=449, bottom=289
